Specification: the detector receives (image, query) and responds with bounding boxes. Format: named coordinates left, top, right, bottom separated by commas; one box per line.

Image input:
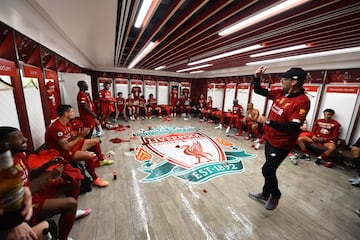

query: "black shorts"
left=353, top=137, right=360, bottom=147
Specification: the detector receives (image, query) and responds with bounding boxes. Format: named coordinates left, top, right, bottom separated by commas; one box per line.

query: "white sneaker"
left=225, top=126, right=230, bottom=134
left=158, top=116, right=162, bottom=119
left=215, top=124, right=222, bottom=129
left=254, top=138, right=260, bottom=143
left=348, top=177, right=359, bottom=182
left=184, top=117, right=189, bottom=120
left=254, top=142, right=260, bottom=150
left=351, top=177, right=360, bottom=185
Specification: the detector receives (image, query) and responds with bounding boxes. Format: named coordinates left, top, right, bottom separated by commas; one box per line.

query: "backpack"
left=71, top=161, right=92, bottom=194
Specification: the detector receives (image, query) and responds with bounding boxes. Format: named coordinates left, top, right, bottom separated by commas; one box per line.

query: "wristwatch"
left=265, top=119, right=271, bottom=125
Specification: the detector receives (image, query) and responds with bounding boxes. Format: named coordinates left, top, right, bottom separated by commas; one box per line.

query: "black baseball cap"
left=280, top=68, right=307, bottom=85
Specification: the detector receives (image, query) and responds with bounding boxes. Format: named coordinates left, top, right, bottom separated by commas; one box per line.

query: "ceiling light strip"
left=189, top=70, right=204, bottom=74
left=134, top=0, right=153, bottom=28
left=154, top=65, right=166, bottom=70
left=128, top=41, right=157, bottom=69
left=188, top=44, right=262, bottom=66
left=219, top=0, right=310, bottom=36
left=246, top=46, right=360, bottom=65
left=176, top=64, right=212, bottom=73
left=250, top=44, right=308, bottom=57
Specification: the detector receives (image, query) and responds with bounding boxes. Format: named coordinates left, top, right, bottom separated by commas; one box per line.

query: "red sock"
left=93, top=143, right=103, bottom=160
left=58, top=211, right=75, bottom=240
left=85, top=156, right=98, bottom=180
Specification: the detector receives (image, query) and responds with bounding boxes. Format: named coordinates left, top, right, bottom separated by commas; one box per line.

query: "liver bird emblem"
left=176, top=141, right=214, bottom=164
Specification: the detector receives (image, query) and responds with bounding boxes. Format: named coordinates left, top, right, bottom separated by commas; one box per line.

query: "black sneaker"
left=265, top=195, right=281, bottom=210
left=249, top=192, right=267, bottom=204
left=315, top=156, right=322, bottom=165
left=299, top=153, right=310, bottom=160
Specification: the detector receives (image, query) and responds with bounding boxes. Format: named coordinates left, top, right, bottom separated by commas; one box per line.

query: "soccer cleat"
left=235, top=132, right=242, bottom=136
left=315, top=156, right=322, bottom=165
left=299, top=153, right=310, bottom=161
left=225, top=126, right=230, bottom=134
left=248, top=192, right=267, bottom=204
left=75, top=208, right=92, bottom=220
left=184, top=117, right=189, bottom=120
left=348, top=177, right=359, bottom=182
left=245, top=136, right=250, bottom=140
left=93, top=177, right=109, bottom=187
left=355, top=209, right=360, bottom=217
left=158, top=116, right=162, bottom=119
left=351, top=177, right=360, bottom=185
left=99, top=159, right=114, bottom=166
left=265, top=195, right=280, bottom=210
left=215, top=124, right=222, bottom=129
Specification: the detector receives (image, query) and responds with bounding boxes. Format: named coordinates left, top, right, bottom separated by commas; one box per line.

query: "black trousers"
left=261, top=141, right=290, bottom=198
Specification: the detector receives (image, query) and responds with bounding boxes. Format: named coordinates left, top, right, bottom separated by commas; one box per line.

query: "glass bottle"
left=0, top=142, right=25, bottom=230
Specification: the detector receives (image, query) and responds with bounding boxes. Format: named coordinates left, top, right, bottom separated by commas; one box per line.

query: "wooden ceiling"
left=115, top=0, right=360, bottom=72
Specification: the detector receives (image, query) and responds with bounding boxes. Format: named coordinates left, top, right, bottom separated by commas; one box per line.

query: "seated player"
left=170, top=87, right=178, bottom=117
left=298, top=108, right=341, bottom=164
left=0, top=127, right=84, bottom=240
left=215, top=99, right=244, bottom=135
left=115, top=92, right=128, bottom=121
left=45, top=105, right=113, bottom=187
left=126, top=93, right=136, bottom=121
left=197, top=94, right=206, bottom=119
left=138, top=95, right=147, bottom=120
left=0, top=184, right=58, bottom=240
left=147, top=93, right=162, bottom=119
left=201, top=96, right=213, bottom=121
left=77, top=81, right=103, bottom=138
left=244, top=103, right=261, bottom=140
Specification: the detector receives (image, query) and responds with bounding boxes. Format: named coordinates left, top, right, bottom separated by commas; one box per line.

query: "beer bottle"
left=0, top=141, right=25, bottom=230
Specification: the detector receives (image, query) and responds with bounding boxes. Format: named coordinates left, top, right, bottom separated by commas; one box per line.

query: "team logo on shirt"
left=131, top=126, right=255, bottom=183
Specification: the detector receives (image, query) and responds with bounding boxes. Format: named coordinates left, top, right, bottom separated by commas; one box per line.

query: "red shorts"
left=61, top=138, right=85, bottom=161
left=117, top=105, right=125, bottom=112
left=100, top=103, right=114, bottom=116
left=80, top=116, right=95, bottom=128
left=171, top=99, right=177, bottom=106
left=31, top=179, right=62, bottom=225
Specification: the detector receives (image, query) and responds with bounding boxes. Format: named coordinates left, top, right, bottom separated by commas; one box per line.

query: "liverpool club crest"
left=132, top=126, right=255, bottom=183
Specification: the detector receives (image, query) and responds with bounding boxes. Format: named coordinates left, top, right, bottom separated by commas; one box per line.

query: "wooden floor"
left=69, top=117, right=360, bottom=240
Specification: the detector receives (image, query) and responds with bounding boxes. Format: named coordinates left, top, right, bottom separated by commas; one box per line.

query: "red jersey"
left=45, top=119, right=73, bottom=153
left=77, top=91, right=96, bottom=128
left=139, top=98, right=147, bottom=108
left=312, top=118, right=341, bottom=141
left=13, top=153, right=30, bottom=187
left=265, top=89, right=310, bottom=150
left=198, top=97, right=206, bottom=108
left=126, top=97, right=134, bottom=106
left=98, top=88, right=114, bottom=114
left=131, top=86, right=142, bottom=100
left=206, top=100, right=213, bottom=109
left=148, top=98, right=157, bottom=108
left=170, top=88, right=178, bottom=105
left=182, top=88, right=190, bottom=99
left=98, top=89, right=113, bottom=103
left=232, top=104, right=243, bottom=117
left=116, top=97, right=125, bottom=110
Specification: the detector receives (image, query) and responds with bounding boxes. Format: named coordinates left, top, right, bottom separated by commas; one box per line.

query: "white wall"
left=0, top=75, right=20, bottom=129
left=59, top=72, right=92, bottom=116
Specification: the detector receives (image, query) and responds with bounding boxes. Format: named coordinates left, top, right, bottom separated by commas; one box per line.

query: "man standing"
left=77, top=81, right=103, bottom=137
left=98, top=82, right=115, bottom=125
left=249, top=66, right=310, bottom=210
